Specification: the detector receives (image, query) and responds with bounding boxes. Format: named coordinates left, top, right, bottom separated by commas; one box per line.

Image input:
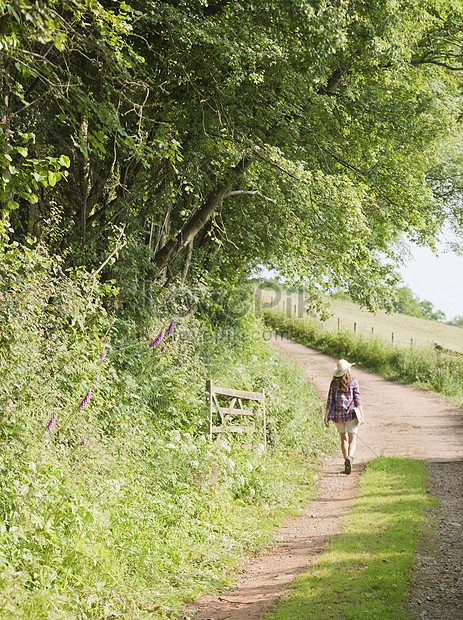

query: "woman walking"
left=325, top=358, right=364, bottom=474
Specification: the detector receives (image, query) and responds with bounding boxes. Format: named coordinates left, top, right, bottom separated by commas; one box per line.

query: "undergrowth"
left=0, top=236, right=336, bottom=619
left=264, top=311, right=463, bottom=404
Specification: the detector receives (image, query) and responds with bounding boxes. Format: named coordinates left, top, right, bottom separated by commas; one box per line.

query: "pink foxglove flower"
left=44, top=413, right=57, bottom=438
left=100, top=348, right=106, bottom=361
left=47, top=413, right=57, bottom=431
left=82, top=437, right=88, bottom=446
left=80, top=388, right=91, bottom=409
left=149, top=327, right=165, bottom=348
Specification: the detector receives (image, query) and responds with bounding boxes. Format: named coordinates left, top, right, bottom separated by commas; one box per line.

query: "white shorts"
left=333, top=419, right=359, bottom=435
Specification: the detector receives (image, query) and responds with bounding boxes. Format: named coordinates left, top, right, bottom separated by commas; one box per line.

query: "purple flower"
left=100, top=348, right=106, bottom=362
left=47, top=413, right=57, bottom=432
left=44, top=413, right=57, bottom=438
left=167, top=321, right=175, bottom=336
left=161, top=346, right=165, bottom=353
left=80, top=388, right=92, bottom=409
left=5, top=400, right=13, bottom=412
left=82, top=437, right=88, bottom=447
left=149, top=327, right=165, bottom=348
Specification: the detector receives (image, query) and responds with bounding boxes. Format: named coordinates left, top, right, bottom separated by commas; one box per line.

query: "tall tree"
left=2, top=0, right=463, bottom=311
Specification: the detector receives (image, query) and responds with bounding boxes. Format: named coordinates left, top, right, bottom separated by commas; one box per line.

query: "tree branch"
left=223, top=189, right=277, bottom=203
left=152, top=156, right=252, bottom=273
left=411, top=57, right=463, bottom=70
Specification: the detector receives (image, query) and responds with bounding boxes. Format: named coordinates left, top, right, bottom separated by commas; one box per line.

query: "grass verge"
left=266, top=457, right=435, bottom=620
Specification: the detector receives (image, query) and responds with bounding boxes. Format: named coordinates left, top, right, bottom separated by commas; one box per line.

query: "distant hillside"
left=258, top=290, right=463, bottom=354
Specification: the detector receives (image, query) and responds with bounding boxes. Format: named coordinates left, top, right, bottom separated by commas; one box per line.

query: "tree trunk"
left=1, top=58, right=12, bottom=221
left=153, top=156, right=252, bottom=273
left=78, top=119, right=89, bottom=246
left=181, top=238, right=194, bottom=284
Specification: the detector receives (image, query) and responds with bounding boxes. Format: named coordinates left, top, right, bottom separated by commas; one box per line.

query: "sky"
left=399, top=242, right=463, bottom=320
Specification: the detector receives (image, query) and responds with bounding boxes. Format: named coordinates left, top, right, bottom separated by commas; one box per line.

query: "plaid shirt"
left=326, top=379, right=362, bottom=423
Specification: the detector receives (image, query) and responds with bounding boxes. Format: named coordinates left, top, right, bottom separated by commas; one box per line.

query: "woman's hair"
left=331, top=369, right=352, bottom=392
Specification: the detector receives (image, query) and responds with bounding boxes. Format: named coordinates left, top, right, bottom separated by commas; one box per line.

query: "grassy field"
left=258, top=289, right=463, bottom=353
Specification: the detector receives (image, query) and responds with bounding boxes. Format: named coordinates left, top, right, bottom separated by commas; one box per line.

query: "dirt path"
left=186, top=337, right=463, bottom=620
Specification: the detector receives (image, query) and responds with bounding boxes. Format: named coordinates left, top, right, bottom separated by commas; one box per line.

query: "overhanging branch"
left=223, top=189, right=277, bottom=204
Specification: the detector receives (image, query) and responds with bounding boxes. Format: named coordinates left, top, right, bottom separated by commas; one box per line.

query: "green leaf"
left=54, top=34, right=66, bottom=51
left=58, top=154, right=71, bottom=168
left=48, top=171, right=60, bottom=187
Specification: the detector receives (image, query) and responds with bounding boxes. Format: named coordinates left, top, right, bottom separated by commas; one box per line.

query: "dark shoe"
left=345, top=456, right=353, bottom=475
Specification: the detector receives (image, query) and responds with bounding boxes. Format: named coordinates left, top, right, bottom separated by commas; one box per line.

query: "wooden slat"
left=217, top=407, right=254, bottom=416
left=211, top=425, right=254, bottom=434
left=211, top=386, right=264, bottom=401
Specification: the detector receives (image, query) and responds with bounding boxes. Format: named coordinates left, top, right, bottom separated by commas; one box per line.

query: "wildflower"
left=161, top=346, right=165, bottom=353
left=47, top=413, right=57, bottom=432
left=44, top=413, right=57, bottom=438
left=100, top=348, right=106, bottom=362
left=80, top=388, right=91, bottom=409
left=82, top=437, right=88, bottom=446
left=167, top=320, right=175, bottom=336
left=149, top=327, right=165, bottom=348
left=5, top=400, right=13, bottom=412
left=95, top=374, right=100, bottom=383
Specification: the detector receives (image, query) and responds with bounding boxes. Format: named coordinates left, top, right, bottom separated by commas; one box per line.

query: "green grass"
left=259, top=290, right=463, bottom=353
left=324, top=298, right=463, bottom=352
left=266, top=458, right=435, bottom=620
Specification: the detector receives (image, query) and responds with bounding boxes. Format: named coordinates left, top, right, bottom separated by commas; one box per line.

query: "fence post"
left=286, top=297, right=292, bottom=317
left=263, top=388, right=266, bottom=450
left=371, top=327, right=374, bottom=337
left=207, top=379, right=213, bottom=440
left=353, top=322, right=357, bottom=336
left=337, top=318, right=341, bottom=332
left=391, top=333, right=394, bottom=346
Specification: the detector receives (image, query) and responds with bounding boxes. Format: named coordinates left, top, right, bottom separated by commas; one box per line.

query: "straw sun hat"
left=333, top=358, right=355, bottom=377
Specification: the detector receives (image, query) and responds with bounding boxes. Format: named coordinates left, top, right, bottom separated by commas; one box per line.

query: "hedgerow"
left=0, top=234, right=335, bottom=619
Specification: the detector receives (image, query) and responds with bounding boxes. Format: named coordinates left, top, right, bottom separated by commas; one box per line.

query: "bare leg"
left=348, top=433, right=357, bottom=458
left=340, top=432, right=348, bottom=460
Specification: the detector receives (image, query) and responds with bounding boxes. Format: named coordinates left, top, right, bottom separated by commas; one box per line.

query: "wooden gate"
left=206, top=380, right=266, bottom=447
